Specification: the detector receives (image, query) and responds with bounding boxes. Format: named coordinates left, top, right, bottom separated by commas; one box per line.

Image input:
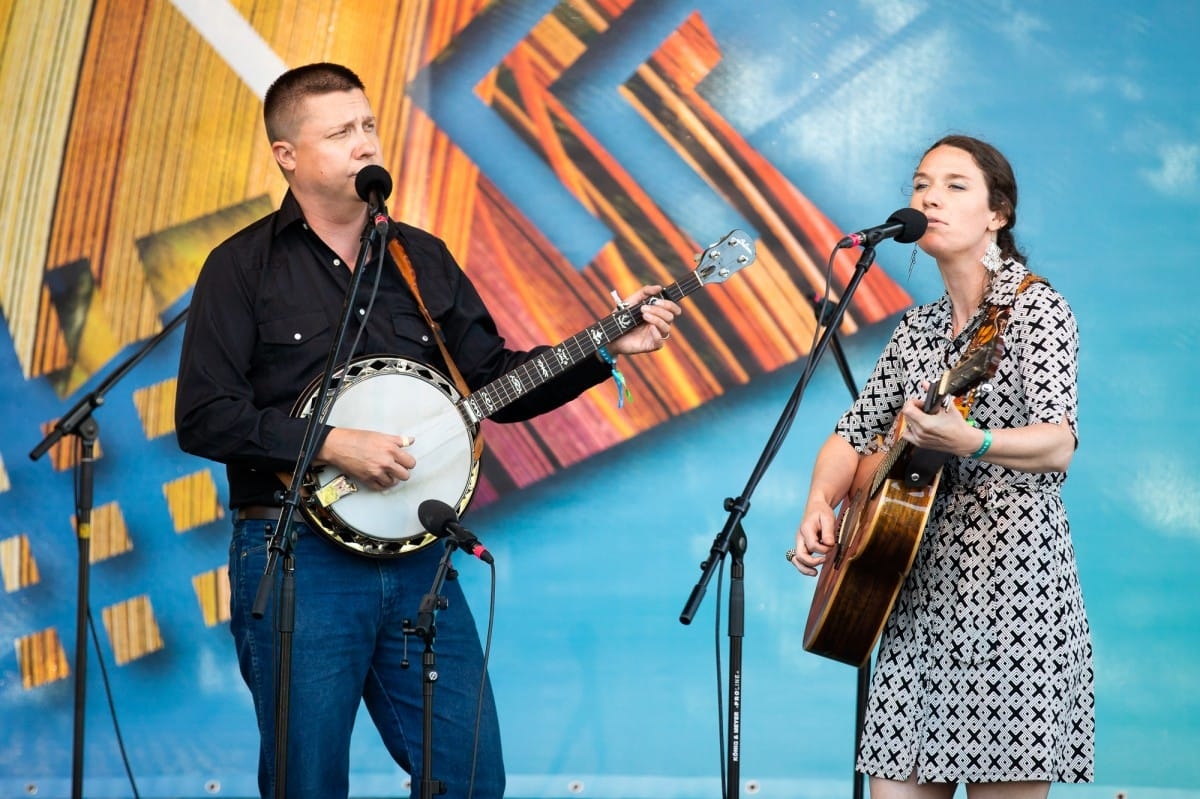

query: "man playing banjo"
left=175, top=62, right=679, bottom=799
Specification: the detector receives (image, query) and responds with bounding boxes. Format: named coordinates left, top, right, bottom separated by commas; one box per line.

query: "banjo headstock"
left=693, top=229, right=756, bottom=285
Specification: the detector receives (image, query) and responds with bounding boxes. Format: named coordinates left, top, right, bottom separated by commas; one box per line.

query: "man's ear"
left=272, top=141, right=295, bottom=173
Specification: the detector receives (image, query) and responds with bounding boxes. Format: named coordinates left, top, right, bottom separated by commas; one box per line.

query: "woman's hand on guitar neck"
left=315, top=427, right=417, bottom=491
left=899, top=395, right=979, bottom=457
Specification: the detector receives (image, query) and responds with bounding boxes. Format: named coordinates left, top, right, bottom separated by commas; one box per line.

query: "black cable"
left=86, top=609, right=141, bottom=798
left=466, top=561, right=497, bottom=799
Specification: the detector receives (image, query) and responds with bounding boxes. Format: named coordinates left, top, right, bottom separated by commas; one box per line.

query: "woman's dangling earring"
left=907, top=244, right=918, bottom=280
left=982, top=239, right=1003, bottom=274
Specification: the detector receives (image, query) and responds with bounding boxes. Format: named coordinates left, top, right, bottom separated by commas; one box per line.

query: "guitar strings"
left=472, top=274, right=702, bottom=409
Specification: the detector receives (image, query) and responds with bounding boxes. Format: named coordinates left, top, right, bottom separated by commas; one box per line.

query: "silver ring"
left=785, top=548, right=796, bottom=562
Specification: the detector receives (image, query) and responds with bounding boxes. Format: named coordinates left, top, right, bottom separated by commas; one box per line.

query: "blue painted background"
left=2, top=1, right=1197, bottom=797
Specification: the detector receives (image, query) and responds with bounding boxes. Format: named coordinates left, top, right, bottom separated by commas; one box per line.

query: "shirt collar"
left=270, top=190, right=307, bottom=237
left=983, top=257, right=1030, bottom=307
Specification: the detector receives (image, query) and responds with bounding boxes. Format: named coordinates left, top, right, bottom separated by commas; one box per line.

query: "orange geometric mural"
left=1, top=1, right=911, bottom=793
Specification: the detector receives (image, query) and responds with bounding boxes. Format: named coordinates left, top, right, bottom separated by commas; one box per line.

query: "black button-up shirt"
left=175, top=191, right=609, bottom=507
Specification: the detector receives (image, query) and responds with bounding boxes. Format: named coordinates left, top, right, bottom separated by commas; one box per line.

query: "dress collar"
left=983, top=257, right=1030, bottom=308
left=911, top=257, right=1029, bottom=337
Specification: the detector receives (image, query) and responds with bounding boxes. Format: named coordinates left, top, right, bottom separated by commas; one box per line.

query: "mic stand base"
left=405, top=541, right=458, bottom=799
left=677, top=244, right=881, bottom=799
left=70, top=421, right=97, bottom=799
left=725, top=523, right=746, bottom=799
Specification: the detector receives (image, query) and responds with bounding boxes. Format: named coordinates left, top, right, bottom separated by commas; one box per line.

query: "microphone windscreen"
left=418, top=498, right=457, bottom=534
left=355, top=164, right=393, bottom=203
left=888, top=207, right=928, bottom=243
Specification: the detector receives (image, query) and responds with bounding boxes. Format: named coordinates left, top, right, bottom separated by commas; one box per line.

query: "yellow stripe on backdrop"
left=0, top=0, right=93, bottom=381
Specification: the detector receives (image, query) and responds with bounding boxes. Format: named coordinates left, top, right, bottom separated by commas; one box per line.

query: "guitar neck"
left=870, top=430, right=913, bottom=496
left=459, top=275, right=701, bottom=424
left=872, top=377, right=978, bottom=494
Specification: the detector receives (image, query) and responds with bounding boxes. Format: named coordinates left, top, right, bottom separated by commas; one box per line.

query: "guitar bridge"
left=313, top=474, right=358, bottom=508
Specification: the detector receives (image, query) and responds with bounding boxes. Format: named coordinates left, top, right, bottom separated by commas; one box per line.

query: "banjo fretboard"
left=458, top=230, right=754, bottom=425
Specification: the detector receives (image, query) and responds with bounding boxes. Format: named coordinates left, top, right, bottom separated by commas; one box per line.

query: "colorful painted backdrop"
left=2, top=1, right=1197, bottom=797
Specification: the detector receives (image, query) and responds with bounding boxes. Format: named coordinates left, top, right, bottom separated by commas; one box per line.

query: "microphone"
left=836, top=208, right=927, bottom=249
left=418, top=499, right=494, bottom=564
left=354, top=164, right=393, bottom=237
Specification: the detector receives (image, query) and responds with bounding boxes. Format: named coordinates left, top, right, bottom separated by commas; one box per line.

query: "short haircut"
left=263, top=62, right=365, bottom=142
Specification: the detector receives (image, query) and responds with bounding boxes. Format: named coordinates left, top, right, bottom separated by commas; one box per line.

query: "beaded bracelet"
left=971, top=428, right=993, bottom=459
left=596, top=346, right=631, bottom=408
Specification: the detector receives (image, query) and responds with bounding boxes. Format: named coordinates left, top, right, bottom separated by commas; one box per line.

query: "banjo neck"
left=458, top=230, right=755, bottom=425
left=459, top=278, right=687, bottom=425
left=289, top=230, right=755, bottom=557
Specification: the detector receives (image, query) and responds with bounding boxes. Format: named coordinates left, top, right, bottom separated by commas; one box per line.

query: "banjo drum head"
left=301, top=357, right=478, bottom=554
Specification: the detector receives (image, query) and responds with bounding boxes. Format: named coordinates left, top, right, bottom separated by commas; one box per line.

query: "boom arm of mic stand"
left=29, top=309, right=189, bottom=461
left=679, top=244, right=878, bottom=625
left=26, top=307, right=188, bottom=799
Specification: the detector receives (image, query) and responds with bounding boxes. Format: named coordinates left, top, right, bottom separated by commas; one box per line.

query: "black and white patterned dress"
left=834, top=258, right=1095, bottom=783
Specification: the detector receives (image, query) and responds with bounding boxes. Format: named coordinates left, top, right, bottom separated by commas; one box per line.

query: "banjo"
left=289, top=230, right=756, bottom=557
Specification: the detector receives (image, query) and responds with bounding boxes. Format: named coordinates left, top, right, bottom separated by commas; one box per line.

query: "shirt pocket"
left=392, top=312, right=438, bottom=361
left=259, top=310, right=330, bottom=346
left=257, top=311, right=330, bottom=365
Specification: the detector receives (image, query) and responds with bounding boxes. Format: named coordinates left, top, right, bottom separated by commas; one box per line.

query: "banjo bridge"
left=313, top=474, right=359, bottom=507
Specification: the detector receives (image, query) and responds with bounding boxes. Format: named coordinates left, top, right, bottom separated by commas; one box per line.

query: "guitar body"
left=800, top=307, right=1009, bottom=667
left=803, top=447, right=941, bottom=667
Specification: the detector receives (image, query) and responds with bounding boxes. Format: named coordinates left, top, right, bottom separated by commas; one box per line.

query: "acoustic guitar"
left=802, top=336, right=1004, bottom=667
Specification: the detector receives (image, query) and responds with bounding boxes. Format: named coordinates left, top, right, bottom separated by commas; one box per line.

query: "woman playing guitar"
left=789, top=135, right=1094, bottom=799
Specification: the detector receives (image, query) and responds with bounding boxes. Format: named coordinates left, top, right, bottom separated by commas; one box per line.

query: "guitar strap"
left=958, top=271, right=1047, bottom=411
left=965, top=272, right=1046, bottom=353
left=388, top=238, right=485, bottom=460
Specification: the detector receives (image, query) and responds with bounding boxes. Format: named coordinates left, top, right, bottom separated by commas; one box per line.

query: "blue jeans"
left=229, top=518, right=505, bottom=798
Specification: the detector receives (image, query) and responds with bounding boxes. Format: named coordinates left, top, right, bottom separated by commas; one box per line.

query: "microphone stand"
left=403, top=539, right=460, bottom=799
left=679, top=243, right=880, bottom=799
left=28, top=308, right=189, bottom=799
left=809, top=295, right=870, bottom=799
left=250, top=219, right=383, bottom=799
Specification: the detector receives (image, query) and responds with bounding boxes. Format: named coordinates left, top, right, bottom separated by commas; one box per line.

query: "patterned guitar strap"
left=957, top=272, right=1048, bottom=413
left=388, top=238, right=485, bottom=462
